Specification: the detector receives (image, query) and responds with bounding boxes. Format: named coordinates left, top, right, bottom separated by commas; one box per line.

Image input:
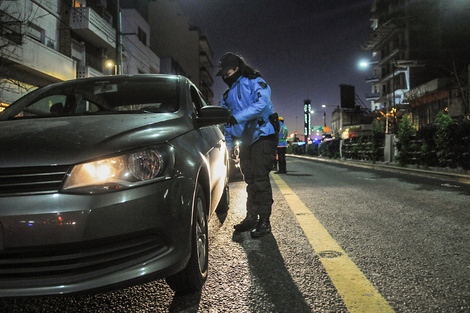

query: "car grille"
left=0, top=165, right=70, bottom=196
left=0, top=233, right=167, bottom=282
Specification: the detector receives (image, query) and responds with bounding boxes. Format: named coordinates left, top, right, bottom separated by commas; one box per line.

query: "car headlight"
left=62, top=146, right=174, bottom=194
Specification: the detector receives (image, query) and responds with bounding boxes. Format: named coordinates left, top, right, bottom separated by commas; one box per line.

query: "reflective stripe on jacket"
left=222, top=76, right=275, bottom=150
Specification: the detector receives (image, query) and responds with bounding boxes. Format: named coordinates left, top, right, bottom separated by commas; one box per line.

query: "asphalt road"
left=282, top=156, right=470, bottom=312
left=1, top=156, right=469, bottom=312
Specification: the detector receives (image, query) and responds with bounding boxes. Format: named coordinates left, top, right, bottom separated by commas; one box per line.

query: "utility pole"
left=115, top=0, right=122, bottom=75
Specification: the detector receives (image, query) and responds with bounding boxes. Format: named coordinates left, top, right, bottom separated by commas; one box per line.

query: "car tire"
left=216, top=184, right=230, bottom=213
left=166, top=183, right=208, bottom=294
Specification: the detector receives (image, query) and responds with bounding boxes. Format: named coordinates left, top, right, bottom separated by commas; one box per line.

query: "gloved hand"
left=228, top=116, right=238, bottom=126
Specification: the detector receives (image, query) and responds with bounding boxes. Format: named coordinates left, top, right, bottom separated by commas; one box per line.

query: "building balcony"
left=77, top=66, right=104, bottom=78
left=365, top=92, right=380, bottom=101
left=378, top=48, right=400, bottom=66
left=369, top=54, right=380, bottom=65
left=1, top=36, right=75, bottom=82
left=383, top=90, right=406, bottom=106
left=362, top=21, right=398, bottom=50
left=199, top=36, right=213, bottom=57
left=199, top=65, right=213, bottom=86
left=199, top=50, right=213, bottom=69
left=70, top=7, right=116, bottom=51
left=122, top=36, right=160, bottom=74
left=378, top=62, right=409, bottom=85
left=365, top=74, right=379, bottom=83
left=200, top=82, right=214, bottom=100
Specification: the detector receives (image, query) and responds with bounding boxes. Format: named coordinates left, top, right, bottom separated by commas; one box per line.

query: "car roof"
left=57, top=74, right=183, bottom=87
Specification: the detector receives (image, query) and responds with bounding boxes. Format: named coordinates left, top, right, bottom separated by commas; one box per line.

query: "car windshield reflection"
left=4, top=78, right=179, bottom=119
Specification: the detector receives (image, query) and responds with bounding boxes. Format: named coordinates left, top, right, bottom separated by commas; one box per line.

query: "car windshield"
left=1, top=77, right=179, bottom=119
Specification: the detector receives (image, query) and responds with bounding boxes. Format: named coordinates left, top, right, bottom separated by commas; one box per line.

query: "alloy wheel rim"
left=195, top=197, right=208, bottom=272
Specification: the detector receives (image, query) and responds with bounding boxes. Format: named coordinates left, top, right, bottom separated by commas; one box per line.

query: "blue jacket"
left=222, top=76, right=275, bottom=150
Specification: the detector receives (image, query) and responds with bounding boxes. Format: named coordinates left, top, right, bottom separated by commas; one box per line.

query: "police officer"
left=275, top=117, right=288, bottom=174
left=217, top=52, right=277, bottom=238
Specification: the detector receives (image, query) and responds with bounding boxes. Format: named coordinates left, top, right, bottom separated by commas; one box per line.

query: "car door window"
left=190, top=86, right=207, bottom=116
left=75, top=98, right=102, bottom=113
left=19, top=95, right=68, bottom=117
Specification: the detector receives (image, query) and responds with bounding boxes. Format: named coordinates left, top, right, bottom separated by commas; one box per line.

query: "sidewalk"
left=288, top=154, right=470, bottom=185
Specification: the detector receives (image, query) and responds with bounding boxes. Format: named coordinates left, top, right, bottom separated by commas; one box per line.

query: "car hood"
left=0, top=114, right=189, bottom=167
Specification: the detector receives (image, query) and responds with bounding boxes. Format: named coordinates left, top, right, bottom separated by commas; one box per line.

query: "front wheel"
left=166, top=183, right=208, bottom=294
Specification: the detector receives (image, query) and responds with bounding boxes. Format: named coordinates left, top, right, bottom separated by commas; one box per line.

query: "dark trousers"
left=239, top=135, right=277, bottom=219
left=277, top=147, right=287, bottom=172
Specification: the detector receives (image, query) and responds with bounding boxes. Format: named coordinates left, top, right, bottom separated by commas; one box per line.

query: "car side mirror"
left=196, top=106, right=231, bottom=127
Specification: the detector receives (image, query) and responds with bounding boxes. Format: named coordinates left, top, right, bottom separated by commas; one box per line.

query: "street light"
left=105, top=59, right=117, bottom=75
left=358, top=59, right=370, bottom=70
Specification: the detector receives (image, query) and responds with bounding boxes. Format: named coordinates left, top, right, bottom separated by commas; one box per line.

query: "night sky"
left=178, top=0, right=373, bottom=136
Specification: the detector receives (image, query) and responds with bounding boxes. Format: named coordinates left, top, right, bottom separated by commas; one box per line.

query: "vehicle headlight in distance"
left=62, top=146, right=174, bottom=194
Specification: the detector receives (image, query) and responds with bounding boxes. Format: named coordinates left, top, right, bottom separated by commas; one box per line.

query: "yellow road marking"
left=272, top=173, right=395, bottom=313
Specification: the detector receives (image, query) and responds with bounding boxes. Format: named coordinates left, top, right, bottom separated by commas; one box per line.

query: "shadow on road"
left=169, top=290, right=202, bottom=313
left=231, top=231, right=313, bottom=312
left=273, top=170, right=313, bottom=177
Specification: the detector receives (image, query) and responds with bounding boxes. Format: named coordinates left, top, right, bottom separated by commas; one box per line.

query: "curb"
left=288, top=154, right=470, bottom=185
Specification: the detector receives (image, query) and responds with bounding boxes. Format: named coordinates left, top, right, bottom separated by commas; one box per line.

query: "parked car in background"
left=0, top=74, right=231, bottom=296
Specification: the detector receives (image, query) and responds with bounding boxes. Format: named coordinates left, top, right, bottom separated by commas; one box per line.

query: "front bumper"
left=0, top=177, right=195, bottom=297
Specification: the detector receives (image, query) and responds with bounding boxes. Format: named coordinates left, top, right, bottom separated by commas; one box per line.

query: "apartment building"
left=362, top=0, right=470, bottom=128
left=198, top=35, right=214, bottom=103
left=141, top=0, right=215, bottom=104
left=0, top=0, right=75, bottom=106
left=121, top=8, right=160, bottom=74
left=0, top=0, right=160, bottom=109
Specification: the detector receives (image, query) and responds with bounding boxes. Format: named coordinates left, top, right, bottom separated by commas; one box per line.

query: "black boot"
left=250, top=218, right=271, bottom=238
left=234, top=214, right=258, bottom=232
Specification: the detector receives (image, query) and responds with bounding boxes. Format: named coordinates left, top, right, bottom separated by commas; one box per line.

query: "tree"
left=434, top=110, right=454, bottom=167
left=0, top=0, right=35, bottom=106
left=395, top=114, right=415, bottom=166
left=370, top=119, right=385, bottom=163
left=417, top=124, right=438, bottom=167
